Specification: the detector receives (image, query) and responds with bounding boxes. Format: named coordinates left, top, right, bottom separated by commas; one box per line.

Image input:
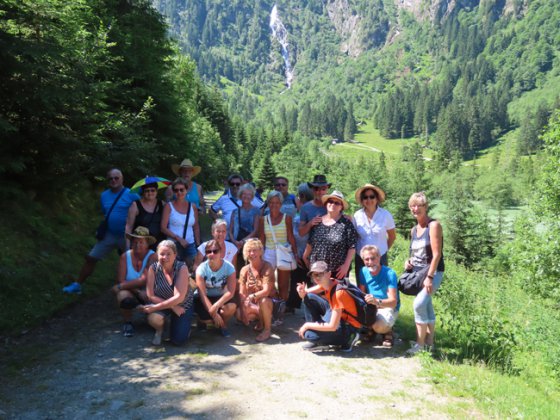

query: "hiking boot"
left=340, top=332, right=361, bottom=353
left=122, top=322, right=134, bottom=337
left=152, top=331, right=162, bottom=346
left=302, top=341, right=318, bottom=351
left=405, top=343, right=424, bottom=356
left=62, top=282, right=82, bottom=294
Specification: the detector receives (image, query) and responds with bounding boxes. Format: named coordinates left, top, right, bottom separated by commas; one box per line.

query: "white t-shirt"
left=353, top=207, right=396, bottom=256
left=196, top=260, right=236, bottom=297
left=197, top=240, right=238, bottom=264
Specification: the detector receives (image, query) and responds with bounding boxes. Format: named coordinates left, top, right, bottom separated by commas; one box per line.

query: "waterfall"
left=270, top=4, right=294, bottom=88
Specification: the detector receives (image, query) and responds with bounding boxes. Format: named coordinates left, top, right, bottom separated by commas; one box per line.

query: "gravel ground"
left=0, top=290, right=474, bottom=419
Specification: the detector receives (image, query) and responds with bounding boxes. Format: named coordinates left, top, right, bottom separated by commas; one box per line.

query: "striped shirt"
left=151, top=260, right=193, bottom=309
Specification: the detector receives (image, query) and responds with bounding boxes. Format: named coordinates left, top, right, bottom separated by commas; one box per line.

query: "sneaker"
left=302, top=341, right=318, bottom=351
left=405, top=343, right=424, bottom=356
left=122, top=322, right=134, bottom=337
left=340, top=332, right=361, bottom=353
left=152, top=331, right=162, bottom=346
left=220, top=328, right=231, bottom=338
left=271, top=319, right=284, bottom=327
left=62, top=282, right=82, bottom=294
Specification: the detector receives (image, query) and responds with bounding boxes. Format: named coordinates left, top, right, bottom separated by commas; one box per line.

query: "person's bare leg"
left=256, top=298, right=273, bottom=342
left=415, top=322, right=428, bottom=346
left=77, top=256, right=98, bottom=284
left=278, top=270, right=290, bottom=301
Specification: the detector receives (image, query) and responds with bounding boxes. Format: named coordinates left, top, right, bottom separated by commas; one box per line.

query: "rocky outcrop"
left=325, top=0, right=363, bottom=56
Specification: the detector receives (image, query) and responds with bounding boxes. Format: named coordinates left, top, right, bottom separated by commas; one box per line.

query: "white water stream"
left=270, top=4, right=294, bottom=88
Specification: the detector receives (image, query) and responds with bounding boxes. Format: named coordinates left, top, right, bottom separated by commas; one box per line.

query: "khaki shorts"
left=376, top=308, right=399, bottom=328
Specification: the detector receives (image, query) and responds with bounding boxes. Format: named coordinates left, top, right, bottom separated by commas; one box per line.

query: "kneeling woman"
left=195, top=240, right=237, bottom=337
left=238, top=239, right=276, bottom=342
left=114, top=226, right=157, bottom=337
left=141, top=240, right=194, bottom=346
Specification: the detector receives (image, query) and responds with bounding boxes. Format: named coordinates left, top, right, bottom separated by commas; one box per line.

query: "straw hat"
left=321, top=190, right=349, bottom=210
left=171, top=158, right=201, bottom=177
left=125, top=226, right=156, bottom=245
left=354, top=183, right=386, bottom=204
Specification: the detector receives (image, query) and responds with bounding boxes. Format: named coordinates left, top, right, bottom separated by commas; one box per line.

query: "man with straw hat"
left=170, top=158, right=205, bottom=211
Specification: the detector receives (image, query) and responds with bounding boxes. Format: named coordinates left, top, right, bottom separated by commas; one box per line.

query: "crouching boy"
left=297, top=261, right=361, bottom=352
left=358, top=245, right=400, bottom=347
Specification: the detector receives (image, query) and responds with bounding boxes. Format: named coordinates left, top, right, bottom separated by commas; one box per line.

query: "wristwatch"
left=377, top=299, right=382, bottom=307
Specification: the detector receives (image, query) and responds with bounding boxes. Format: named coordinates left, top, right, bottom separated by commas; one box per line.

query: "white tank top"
left=168, top=202, right=195, bottom=244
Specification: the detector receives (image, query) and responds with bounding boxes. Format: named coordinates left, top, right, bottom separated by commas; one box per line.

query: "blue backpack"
left=329, top=278, right=378, bottom=327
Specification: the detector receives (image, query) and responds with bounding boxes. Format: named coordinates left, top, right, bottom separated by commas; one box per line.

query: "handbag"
left=398, top=265, right=429, bottom=296
left=267, top=214, right=296, bottom=271
left=95, top=188, right=125, bottom=240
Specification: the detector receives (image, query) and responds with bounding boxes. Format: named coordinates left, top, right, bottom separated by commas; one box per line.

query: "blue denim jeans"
left=302, top=293, right=356, bottom=346
left=413, top=271, right=444, bottom=324
left=156, top=305, right=194, bottom=346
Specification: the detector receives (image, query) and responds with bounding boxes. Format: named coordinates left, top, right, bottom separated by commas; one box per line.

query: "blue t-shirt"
left=299, top=201, right=326, bottom=225
left=196, top=260, right=236, bottom=298
left=359, top=265, right=400, bottom=311
left=232, top=206, right=260, bottom=240
left=101, top=188, right=140, bottom=235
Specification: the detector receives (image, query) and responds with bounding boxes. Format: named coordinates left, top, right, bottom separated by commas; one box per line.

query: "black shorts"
left=194, top=294, right=237, bottom=320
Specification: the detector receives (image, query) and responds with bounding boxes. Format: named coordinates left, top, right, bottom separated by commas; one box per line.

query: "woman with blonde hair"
left=238, top=239, right=276, bottom=342
left=405, top=192, right=445, bottom=355
left=258, top=191, right=298, bottom=302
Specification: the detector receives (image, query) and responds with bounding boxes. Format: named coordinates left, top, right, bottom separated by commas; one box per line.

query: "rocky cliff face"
left=325, top=0, right=363, bottom=57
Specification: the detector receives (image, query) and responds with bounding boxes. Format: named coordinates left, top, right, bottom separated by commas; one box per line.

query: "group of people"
left=62, top=161, right=444, bottom=354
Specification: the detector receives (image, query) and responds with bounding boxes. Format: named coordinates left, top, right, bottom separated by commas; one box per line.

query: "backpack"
left=329, top=278, right=378, bottom=328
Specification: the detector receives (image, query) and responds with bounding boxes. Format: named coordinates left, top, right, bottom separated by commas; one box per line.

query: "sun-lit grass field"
left=329, top=121, right=433, bottom=160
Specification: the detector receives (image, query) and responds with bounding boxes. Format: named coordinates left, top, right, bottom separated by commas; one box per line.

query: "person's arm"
left=160, top=203, right=175, bottom=240
left=336, top=248, right=355, bottom=280
left=113, top=252, right=127, bottom=293
left=248, top=209, right=259, bottom=238
left=387, top=228, right=396, bottom=250
left=208, top=196, right=222, bottom=220
left=302, top=243, right=312, bottom=268
left=210, top=271, right=236, bottom=313
left=425, top=221, right=443, bottom=294
left=145, top=265, right=165, bottom=305
left=299, top=308, right=342, bottom=338
left=192, top=204, right=200, bottom=246
left=365, top=287, right=397, bottom=309
left=299, top=212, right=321, bottom=236
left=124, top=201, right=139, bottom=250
left=229, top=211, right=241, bottom=248
left=257, top=216, right=265, bottom=246
left=285, top=216, right=298, bottom=257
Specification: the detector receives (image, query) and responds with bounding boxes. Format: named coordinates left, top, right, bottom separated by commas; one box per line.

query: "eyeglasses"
left=206, top=249, right=220, bottom=255
left=107, top=176, right=120, bottom=181
left=229, top=182, right=241, bottom=187
left=275, top=183, right=287, bottom=187
left=326, top=200, right=342, bottom=206
left=361, top=194, right=377, bottom=200
left=173, top=188, right=186, bottom=193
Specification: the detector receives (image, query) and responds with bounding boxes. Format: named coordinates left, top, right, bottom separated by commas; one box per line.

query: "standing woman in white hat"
left=353, top=184, right=396, bottom=279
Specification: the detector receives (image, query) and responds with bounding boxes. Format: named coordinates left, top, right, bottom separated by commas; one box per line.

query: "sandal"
left=382, top=331, right=394, bottom=348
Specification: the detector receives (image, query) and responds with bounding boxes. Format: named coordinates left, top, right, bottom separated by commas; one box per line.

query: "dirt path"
left=1, top=291, right=469, bottom=419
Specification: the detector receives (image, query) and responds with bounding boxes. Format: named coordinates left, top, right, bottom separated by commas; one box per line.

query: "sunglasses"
left=107, top=176, right=120, bottom=181
left=229, top=182, right=241, bottom=187
left=206, top=249, right=220, bottom=255
left=361, top=194, right=377, bottom=200
left=275, top=183, right=287, bottom=187
left=173, top=188, right=186, bottom=193
left=326, top=199, right=342, bottom=206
